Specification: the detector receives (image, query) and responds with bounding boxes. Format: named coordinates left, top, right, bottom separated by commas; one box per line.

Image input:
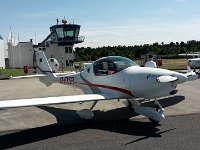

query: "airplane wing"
left=156, top=75, right=178, bottom=83
left=0, top=94, right=117, bottom=109
left=10, top=72, right=76, bottom=79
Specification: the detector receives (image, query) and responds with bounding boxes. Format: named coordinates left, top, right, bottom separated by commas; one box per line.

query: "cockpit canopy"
left=93, top=56, right=138, bottom=76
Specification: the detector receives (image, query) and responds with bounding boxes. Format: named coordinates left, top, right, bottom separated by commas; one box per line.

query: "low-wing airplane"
left=179, top=52, right=200, bottom=70
left=0, top=51, right=199, bottom=125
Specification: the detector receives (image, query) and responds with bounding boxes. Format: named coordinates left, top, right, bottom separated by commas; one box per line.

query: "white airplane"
left=179, top=53, right=200, bottom=69
left=0, top=51, right=199, bottom=125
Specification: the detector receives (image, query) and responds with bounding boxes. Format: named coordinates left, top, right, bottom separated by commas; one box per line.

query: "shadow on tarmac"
left=0, top=95, right=184, bottom=149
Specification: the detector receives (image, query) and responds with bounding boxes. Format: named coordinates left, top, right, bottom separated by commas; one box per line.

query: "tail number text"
left=60, top=77, right=74, bottom=84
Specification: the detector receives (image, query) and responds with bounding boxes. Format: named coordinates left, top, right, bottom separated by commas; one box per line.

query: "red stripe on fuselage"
left=77, top=82, right=134, bottom=97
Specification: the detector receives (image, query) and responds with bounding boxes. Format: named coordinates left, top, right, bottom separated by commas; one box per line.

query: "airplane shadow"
left=0, top=95, right=184, bottom=149
left=41, top=95, right=186, bottom=123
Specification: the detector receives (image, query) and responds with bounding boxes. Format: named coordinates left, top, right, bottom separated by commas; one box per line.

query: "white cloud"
left=77, top=19, right=200, bottom=48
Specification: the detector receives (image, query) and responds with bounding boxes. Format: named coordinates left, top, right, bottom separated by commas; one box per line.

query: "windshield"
left=93, top=56, right=138, bottom=76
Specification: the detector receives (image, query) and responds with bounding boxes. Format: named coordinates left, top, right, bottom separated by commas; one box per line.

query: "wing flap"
left=0, top=94, right=116, bottom=109
left=156, top=75, right=178, bottom=83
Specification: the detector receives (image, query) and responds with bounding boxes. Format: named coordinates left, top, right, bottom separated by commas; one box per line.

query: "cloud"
left=6, top=16, right=200, bottom=48
left=77, top=19, right=200, bottom=48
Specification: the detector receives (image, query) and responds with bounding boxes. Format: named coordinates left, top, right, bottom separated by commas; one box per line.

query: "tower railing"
left=55, top=36, right=85, bottom=44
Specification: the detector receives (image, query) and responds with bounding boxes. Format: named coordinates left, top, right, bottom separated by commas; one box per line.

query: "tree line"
left=74, top=40, right=200, bottom=61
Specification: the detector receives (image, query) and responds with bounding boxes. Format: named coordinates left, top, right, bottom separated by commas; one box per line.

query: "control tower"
left=38, top=19, right=84, bottom=67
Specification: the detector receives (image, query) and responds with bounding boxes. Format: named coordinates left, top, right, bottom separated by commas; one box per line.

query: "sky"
left=1, top=0, right=200, bottom=48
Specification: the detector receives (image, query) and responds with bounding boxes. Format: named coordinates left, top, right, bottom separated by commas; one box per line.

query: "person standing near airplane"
left=145, top=54, right=157, bottom=68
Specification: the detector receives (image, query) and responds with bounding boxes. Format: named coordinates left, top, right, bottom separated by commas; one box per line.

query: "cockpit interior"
left=93, top=56, right=138, bottom=76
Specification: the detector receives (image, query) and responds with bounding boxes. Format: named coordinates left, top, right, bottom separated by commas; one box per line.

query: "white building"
left=7, top=19, right=84, bottom=69
left=0, top=35, right=5, bottom=68
left=7, top=40, right=34, bottom=68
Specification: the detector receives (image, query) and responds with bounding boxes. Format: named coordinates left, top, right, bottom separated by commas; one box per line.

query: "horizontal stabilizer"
left=0, top=94, right=116, bottom=109
left=10, top=74, right=46, bottom=79
left=156, top=75, right=178, bottom=83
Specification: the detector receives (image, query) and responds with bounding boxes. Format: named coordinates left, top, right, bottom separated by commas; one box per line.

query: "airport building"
left=7, top=19, right=84, bottom=69
left=7, top=40, right=34, bottom=69
left=0, top=35, right=5, bottom=68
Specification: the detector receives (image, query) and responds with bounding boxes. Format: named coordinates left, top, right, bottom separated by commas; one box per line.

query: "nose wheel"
left=149, top=99, right=164, bottom=125
left=126, top=98, right=165, bottom=125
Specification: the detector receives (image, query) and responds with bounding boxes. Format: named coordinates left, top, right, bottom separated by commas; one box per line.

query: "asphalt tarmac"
left=0, top=78, right=200, bottom=149
left=0, top=114, right=200, bottom=150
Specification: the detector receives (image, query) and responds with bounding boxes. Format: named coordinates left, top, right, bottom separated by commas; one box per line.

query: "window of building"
left=41, top=43, right=45, bottom=47
left=65, top=47, right=68, bottom=53
left=67, top=31, right=74, bottom=37
left=69, top=47, right=72, bottom=53
left=65, top=47, right=73, bottom=53
left=75, top=28, right=80, bottom=38
left=56, top=28, right=64, bottom=38
left=66, top=60, right=69, bottom=66
left=46, top=43, right=49, bottom=47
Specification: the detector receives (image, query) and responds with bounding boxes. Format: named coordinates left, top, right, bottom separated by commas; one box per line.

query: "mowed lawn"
left=161, top=59, right=187, bottom=70
left=135, top=59, right=187, bottom=70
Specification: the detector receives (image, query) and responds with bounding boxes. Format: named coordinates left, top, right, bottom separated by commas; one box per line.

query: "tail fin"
left=35, top=50, right=53, bottom=73
left=35, top=50, right=58, bottom=85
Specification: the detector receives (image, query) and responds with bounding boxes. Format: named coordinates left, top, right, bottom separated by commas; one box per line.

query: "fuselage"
left=57, top=56, right=188, bottom=99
